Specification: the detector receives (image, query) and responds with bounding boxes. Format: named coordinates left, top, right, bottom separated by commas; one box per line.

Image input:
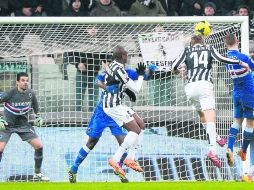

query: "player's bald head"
left=190, top=35, right=204, bottom=46
left=112, top=45, right=128, bottom=63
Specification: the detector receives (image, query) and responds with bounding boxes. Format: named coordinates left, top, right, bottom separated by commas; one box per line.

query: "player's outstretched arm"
left=124, top=63, right=145, bottom=94
left=211, top=47, right=240, bottom=64
left=171, top=49, right=186, bottom=72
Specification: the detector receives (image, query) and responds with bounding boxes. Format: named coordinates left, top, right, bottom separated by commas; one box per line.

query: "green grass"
left=0, top=182, right=253, bottom=190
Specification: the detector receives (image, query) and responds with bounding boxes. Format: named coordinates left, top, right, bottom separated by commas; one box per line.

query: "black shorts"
left=0, top=123, right=38, bottom=142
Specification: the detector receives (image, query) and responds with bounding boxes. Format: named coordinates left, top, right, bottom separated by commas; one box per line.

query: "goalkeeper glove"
left=0, top=117, right=8, bottom=130
left=125, top=88, right=136, bottom=102
left=106, top=84, right=119, bottom=93
left=148, top=64, right=157, bottom=71
left=136, top=62, right=146, bottom=76
left=34, top=114, right=43, bottom=127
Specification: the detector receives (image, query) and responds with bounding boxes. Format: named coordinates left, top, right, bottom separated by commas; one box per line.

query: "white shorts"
left=184, top=81, right=215, bottom=112
left=103, top=105, right=135, bottom=126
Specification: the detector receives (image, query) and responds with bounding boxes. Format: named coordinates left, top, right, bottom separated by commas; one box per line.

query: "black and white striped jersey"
left=103, top=60, right=129, bottom=108
left=172, top=44, right=240, bottom=83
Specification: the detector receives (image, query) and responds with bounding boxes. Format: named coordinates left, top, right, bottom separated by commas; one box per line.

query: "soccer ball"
left=195, top=21, right=211, bottom=36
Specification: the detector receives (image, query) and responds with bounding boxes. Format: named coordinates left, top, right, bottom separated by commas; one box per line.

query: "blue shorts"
left=233, top=91, right=254, bottom=119
left=86, top=104, right=127, bottom=139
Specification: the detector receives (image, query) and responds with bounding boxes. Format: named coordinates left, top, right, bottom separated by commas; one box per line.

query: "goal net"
left=0, top=17, right=250, bottom=182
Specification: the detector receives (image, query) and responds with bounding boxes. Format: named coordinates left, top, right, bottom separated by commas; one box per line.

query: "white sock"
left=206, top=122, right=217, bottom=154
left=126, top=144, right=137, bottom=160
left=126, top=130, right=144, bottom=160
left=112, top=131, right=139, bottom=162
left=203, top=122, right=222, bottom=141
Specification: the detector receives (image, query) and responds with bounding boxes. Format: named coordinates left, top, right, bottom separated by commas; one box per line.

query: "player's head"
left=112, top=45, right=128, bottom=64
left=224, top=33, right=238, bottom=48
left=190, top=35, right=204, bottom=46
left=16, top=72, right=29, bottom=91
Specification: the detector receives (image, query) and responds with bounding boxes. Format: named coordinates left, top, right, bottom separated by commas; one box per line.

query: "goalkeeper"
left=0, top=72, right=49, bottom=181
left=68, top=62, right=156, bottom=183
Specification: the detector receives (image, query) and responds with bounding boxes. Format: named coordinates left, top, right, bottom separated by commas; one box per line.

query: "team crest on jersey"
left=29, top=93, right=32, bottom=98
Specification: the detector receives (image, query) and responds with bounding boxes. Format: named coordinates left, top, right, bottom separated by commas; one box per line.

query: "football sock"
left=204, top=122, right=222, bottom=142
left=126, top=130, right=144, bottom=160
left=227, top=122, right=241, bottom=151
left=119, top=152, right=128, bottom=167
left=0, top=152, right=2, bottom=162
left=206, top=122, right=217, bottom=154
left=112, top=131, right=139, bottom=162
left=242, top=127, right=253, bottom=153
left=71, top=146, right=91, bottom=174
left=126, top=144, right=137, bottom=160
left=34, top=147, right=43, bottom=174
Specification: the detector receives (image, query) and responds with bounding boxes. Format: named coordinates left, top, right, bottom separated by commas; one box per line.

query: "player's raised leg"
left=108, top=124, right=140, bottom=175
left=68, top=137, right=96, bottom=183
left=201, top=121, right=227, bottom=147
left=197, top=109, right=221, bottom=168
left=226, top=121, right=242, bottom=166
left=123, top=113, right=144, bottom=172
left=198, top=109, right=221, bottom=168
left=238, top=119, right=254, bottom=161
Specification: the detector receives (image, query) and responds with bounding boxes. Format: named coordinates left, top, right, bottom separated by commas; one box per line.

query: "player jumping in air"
left=0, top=72, right=49, bottom=181
left=68, top=58, right=156, bottom=183
left=171, top=35, right=246, bottom=168
left=103, top=46, right=147, bottom=176
left=224, top=33, right=254, bottom=167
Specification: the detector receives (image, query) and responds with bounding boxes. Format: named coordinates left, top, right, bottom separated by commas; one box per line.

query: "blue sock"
left=227, top=123, right=240, bottom=151
left=242, top=127, right=253, bottom=153
left=119, top=152, right=128, bottom=167
left=70, top=146, right=90, bottom=173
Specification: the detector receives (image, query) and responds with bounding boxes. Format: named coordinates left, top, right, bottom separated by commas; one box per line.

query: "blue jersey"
left=226, top=50, right=254, bottom=119
left=86, top=68, right=141, bottom=139
left=226, top=50, right=254, bottom=88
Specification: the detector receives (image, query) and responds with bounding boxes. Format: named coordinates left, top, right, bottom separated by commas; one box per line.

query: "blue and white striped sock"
left=71, top=146, right=90, bottom=173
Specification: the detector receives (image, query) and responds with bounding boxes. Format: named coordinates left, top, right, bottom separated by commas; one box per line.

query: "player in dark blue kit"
left=224, top=33, right=254, bottom=167
left=68, top=62, right=156, bottom=183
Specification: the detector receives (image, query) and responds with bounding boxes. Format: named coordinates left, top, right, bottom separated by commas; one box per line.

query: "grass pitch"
left=0, top=182, right=253, bottom=190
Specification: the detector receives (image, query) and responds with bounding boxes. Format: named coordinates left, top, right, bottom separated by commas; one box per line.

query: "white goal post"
left=0, top=16, right=251, bottom=182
